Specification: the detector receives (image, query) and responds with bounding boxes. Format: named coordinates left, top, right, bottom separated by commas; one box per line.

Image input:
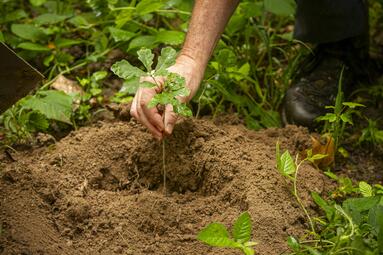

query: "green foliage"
left=290, top=175, right=383, bottom=255
left=0, top=91, right=73, bottom=144
left=359, top=119, right=383, bottom=147
left=316, top=69, right=364, bottom=150
left=112, top=47, right=192, bottom=117
left=197, top=212, right=257, bottom=255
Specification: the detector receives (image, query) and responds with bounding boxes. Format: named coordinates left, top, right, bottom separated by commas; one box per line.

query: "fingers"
left=164, top=104, right=178, bottom=136
left=130, top=88, right=164, bottom=140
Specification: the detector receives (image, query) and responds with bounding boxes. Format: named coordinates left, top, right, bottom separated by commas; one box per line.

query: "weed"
left=197, top=212, right=258, bottom=255
left=316, top=68, right=364, bottom=151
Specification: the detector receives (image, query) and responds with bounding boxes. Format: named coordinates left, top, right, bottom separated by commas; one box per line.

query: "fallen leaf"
left=310, top=134, right=335, bottom=168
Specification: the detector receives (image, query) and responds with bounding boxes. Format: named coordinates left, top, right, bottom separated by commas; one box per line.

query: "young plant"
left=276, top=142, right=328, bottom=235
left=111, top=47, right=192, bottom=117
left=316, top=68, right=364, bottom=150
left=111, top=47, right=192, bottom=193
left=197, top=212, right=257, bottom=255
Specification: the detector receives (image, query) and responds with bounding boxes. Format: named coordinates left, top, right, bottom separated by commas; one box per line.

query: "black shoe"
left=281, top=36, right=370, bottom=129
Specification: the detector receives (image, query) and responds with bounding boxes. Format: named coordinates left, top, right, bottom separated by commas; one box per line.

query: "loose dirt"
left=0, top=118, right=331, bottom=255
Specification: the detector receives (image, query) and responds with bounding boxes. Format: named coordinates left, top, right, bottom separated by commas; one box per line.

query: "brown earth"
left=0, top=118, right=331, bottom=255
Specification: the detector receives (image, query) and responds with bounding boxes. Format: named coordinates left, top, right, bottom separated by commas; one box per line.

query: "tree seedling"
left=197, top=212, right=258, bottom=255
left=111, top=47, right=192, bottom=193
left=275, top=142, right=328, bottom=236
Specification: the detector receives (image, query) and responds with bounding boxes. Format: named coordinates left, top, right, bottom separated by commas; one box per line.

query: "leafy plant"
left=111, top=47, right=192, bottom=117
left=0, top=90, right=73, bottom=144
left=316, top=68, right=364, bottom=150
left=197, top=212, right=257, bottom=255
left=111, top=46, right=192, bottom=193
left=288, top=174, right=383, bottom=254
left=276, top=142, right=327, bottom=235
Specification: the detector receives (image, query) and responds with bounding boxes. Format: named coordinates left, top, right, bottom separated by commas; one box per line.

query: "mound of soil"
left=0, top=118, right=330, bottom=255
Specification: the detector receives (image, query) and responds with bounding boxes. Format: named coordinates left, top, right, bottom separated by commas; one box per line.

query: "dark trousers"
left=294, top=0, right=369, bottom=43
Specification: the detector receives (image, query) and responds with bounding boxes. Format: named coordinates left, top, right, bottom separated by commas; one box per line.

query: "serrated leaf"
left=27, top=112, right=49, bottom=131
left=137, top=48, right=154, bottom=72
left=20, top=91, right=73, bottom=125
left=173, top=102, right=192, bottom=117
left=111, top=60, right=146, bottom=80
left=155, top=47, right=177, bottom=76
left=359, top=181, right=373, bottom=197
left=232, top=212, right=252, bottom=243
left=147, top=93, right=175, bottom=109
left=278, top=150, right=296, bottom=176
left=197, top=223, right=236, bottom=248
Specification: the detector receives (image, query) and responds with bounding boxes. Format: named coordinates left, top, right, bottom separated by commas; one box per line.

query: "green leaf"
left=34, top=13, right=69, bottom=25
left=136, top=0, right=165, bottom=15
left=128, top=35, right=156, bottom=51
left=155, top=30, right=185, bottom=45
left=368, top=205, right=383, bottom=252
left=111, top=60, right=146, bottom=80
left=340, top=114, right=353, bottom=125
left=311, top=192, right=335, bottom=220
left=232, top=212, right=252, bottom=243
left=27, top=112, right=49, bottom=131
left=0, top=32, right=5, bottom=43
left=173, top=103, right=192, bottom=117
left=342, top=102, right=365, bottom=108
left=0, top=10, right=28, bottom=24
left=155, top=47, right=177, bottom=76
left=137, top=48, right=154, bottom=72
left=17, top=42, right=51, bottom=51
left=243, top=246, right=255, bottom=255
left=197, top=223, right=236, bottom=248
left=55, top=38, right=84, bottom=48
left=11, top=24, right=47, bottom=41
left=278, top=150, right=296, bottom=177
left=147, top=93, right=175, bottom=108
left=20, top=91, right=73, bottom=125
left=287, top=236, right=300, bottom=251
left=108, top=27, right=135, bottom=42
left=29, top=0, right=48, bottom=6
left=359, top=181, right=373, bottom=197
left=120, top=77, right=141, bottom=94
left=92, top=71, right=108, bottom=81
left=264, top=0, right=296, bottom=16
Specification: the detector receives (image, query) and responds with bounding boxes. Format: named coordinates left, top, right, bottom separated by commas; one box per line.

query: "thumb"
left=164, top=104, right=177, bottom=136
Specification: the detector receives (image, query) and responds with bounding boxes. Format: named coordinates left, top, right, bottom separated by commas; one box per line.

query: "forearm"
left=179, top=0, right=240, bottom=72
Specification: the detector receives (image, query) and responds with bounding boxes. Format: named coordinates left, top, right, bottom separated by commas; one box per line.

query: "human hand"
left=130, top=55, right=203, bottom=140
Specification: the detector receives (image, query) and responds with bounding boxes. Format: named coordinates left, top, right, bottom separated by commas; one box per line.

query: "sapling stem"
left=162, top=139, right=167, bottom=195
left=149, top=74, right=167, bottom=195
